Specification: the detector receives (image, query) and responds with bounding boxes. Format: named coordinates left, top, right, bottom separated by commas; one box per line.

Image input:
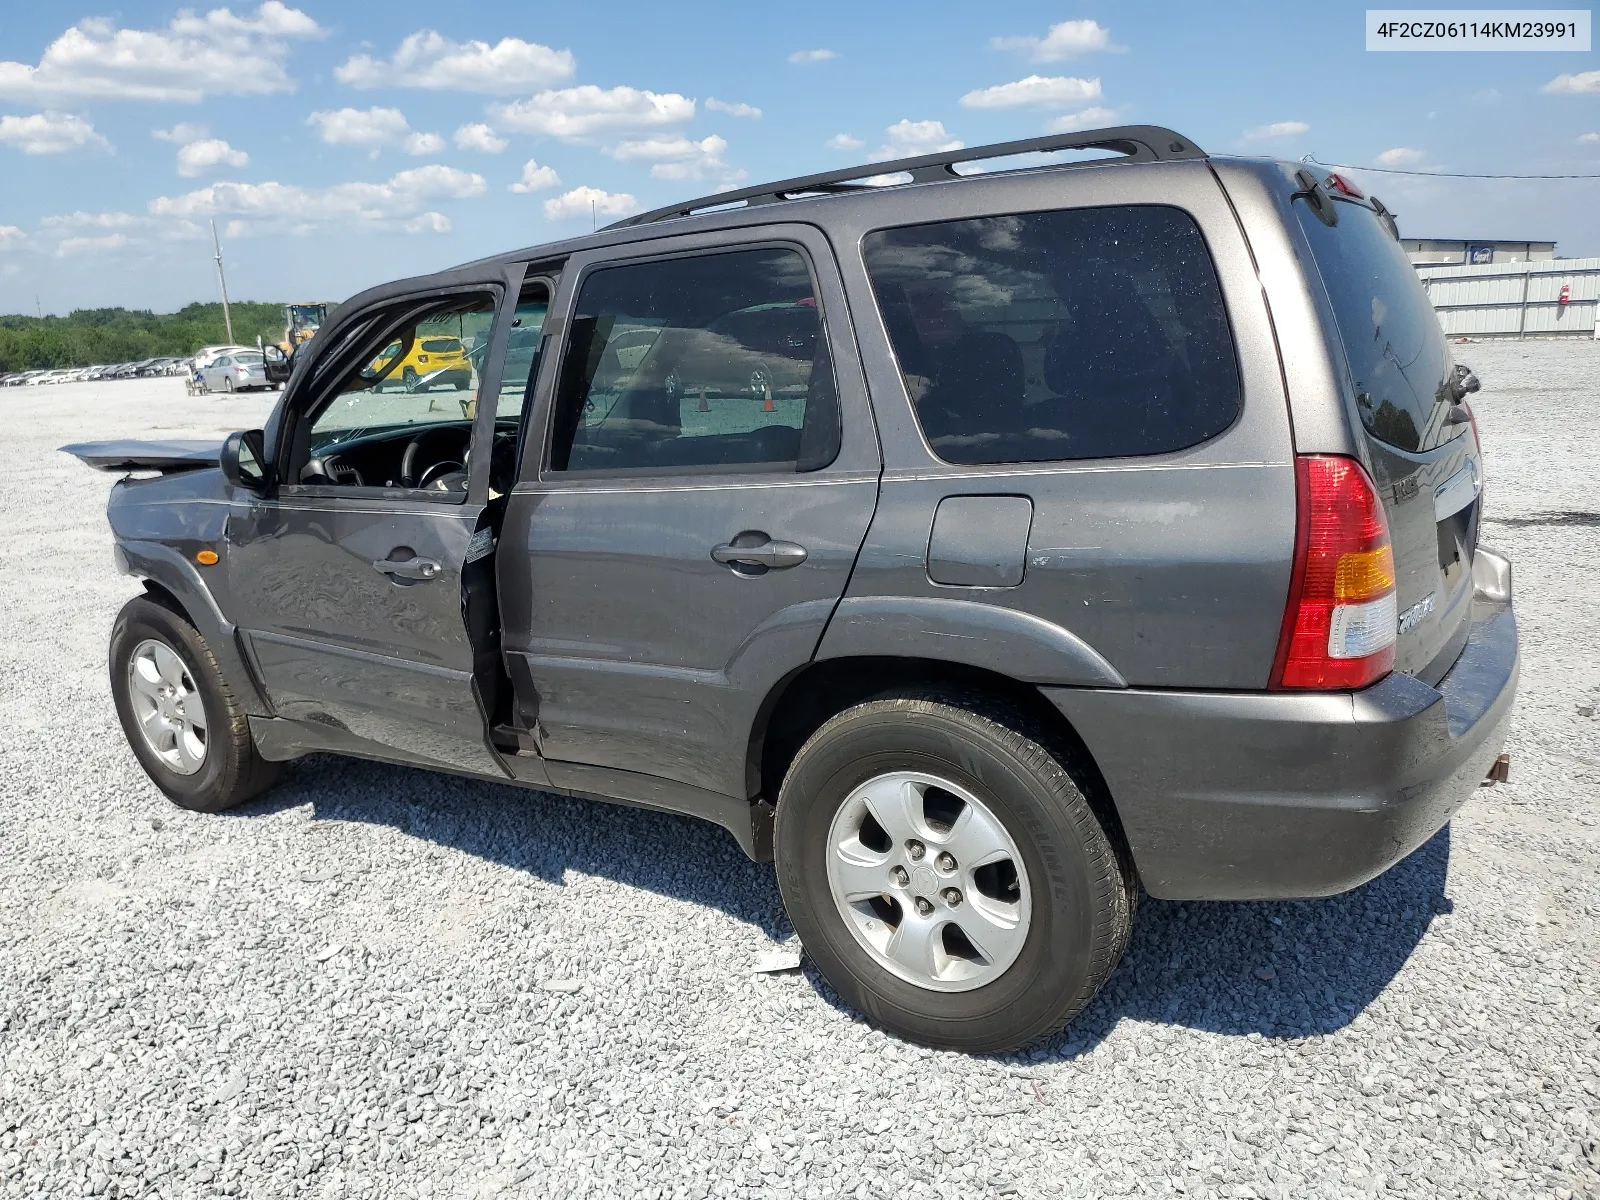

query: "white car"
left=190, top=345, right=252, bottom=372
left=200, top=351, right=270, bottom=393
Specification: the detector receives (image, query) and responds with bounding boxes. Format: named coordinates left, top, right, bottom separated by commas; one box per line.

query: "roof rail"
left=609, top=125, right=1204, bottom=230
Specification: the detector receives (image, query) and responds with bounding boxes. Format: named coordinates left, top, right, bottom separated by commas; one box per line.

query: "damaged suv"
left=70, top=127, right=1518, bottom=1053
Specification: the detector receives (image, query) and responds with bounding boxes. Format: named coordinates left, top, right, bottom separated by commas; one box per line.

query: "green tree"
left=0, top=302, right=289, bottom=372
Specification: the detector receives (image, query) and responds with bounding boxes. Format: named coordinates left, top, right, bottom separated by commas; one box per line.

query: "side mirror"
left=1452, top=362, right=1481, bottom=398
left=220, top=428, right=269, bottom=492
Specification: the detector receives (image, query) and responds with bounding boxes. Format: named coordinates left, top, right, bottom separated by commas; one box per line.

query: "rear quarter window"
left=862, top=204, right=1241, bottom=465
left=1294, top=199, right=1456, bottom=453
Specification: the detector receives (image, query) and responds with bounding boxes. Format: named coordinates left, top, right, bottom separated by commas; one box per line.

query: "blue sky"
left=1, top=1, right=1596, bottom=314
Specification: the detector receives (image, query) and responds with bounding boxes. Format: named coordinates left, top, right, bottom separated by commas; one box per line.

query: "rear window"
left=420, top=338, right=460, bottom=353
left=1295, top=199, right=1455, bottom=453
left=862, top=205, right=1241, bottom=464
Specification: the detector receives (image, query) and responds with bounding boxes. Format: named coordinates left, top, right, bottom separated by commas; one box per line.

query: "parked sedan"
left=200, top=352, right=270, bottom=393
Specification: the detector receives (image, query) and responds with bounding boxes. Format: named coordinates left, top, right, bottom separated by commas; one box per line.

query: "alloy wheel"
left=126, top=639, right=208, bottom=775
left=825, top=771, right=1031, bottom=992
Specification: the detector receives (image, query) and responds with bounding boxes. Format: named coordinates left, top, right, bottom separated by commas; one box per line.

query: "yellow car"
left=373, top=334, right=472, bottom=391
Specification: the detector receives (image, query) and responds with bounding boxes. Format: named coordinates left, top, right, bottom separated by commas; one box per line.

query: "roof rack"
left=609, top=125, right=1204, bottom=230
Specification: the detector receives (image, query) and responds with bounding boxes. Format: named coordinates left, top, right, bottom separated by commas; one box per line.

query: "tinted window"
left=548, top=248, right=840, bottom=473
left=489, top=293, right=548, bottom=420
left=1295, top=199, right=1455, bottom=453
left=863, top=205, right=1240, bottom=464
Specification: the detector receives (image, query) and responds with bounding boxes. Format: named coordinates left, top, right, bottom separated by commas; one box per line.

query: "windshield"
left=1296, top=198, right=1457, bottom=452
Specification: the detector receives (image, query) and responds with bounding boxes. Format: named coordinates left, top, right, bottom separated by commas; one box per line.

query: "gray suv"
left=69, top=126, right=1517, bottom=1053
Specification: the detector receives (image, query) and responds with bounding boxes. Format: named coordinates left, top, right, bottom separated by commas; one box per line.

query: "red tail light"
left=1271, top=456, right=1397, bottom=690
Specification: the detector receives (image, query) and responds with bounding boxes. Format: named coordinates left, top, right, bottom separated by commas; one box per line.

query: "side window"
left=290, top=294, right=495, bottom=488
left=488, top=287, right=549, bottom=421
left=547, top=247, right=840, bottom=474
left=862, top=205, right=1241, bottom=465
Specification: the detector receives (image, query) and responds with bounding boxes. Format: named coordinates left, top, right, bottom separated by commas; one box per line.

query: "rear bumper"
left=1043, top=548, right=1519, bottom=901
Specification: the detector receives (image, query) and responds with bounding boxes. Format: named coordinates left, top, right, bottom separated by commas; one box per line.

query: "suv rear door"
left=1292, top=193, right=1480, bottom=682
left=498, top=225, right=880, bottom=801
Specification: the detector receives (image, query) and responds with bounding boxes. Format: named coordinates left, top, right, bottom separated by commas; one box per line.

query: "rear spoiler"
left=61, top=439, right=221, bottom=473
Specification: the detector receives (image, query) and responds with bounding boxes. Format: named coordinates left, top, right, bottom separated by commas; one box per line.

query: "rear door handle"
left=373, top=555, right=442, bottom=581
left=711, top=535, right=808, bottom=570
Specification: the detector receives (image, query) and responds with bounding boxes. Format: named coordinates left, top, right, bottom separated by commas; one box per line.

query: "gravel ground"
left=1, top=343, right=1597, bottom=1200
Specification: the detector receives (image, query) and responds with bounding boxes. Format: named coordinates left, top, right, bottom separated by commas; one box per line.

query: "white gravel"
left=1, top=345, right=1598, bottom=1200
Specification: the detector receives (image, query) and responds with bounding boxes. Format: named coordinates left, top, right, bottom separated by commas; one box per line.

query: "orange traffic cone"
left=762, top=379, right=774, bottom=413
left=697, top=387, right=709, bottom=412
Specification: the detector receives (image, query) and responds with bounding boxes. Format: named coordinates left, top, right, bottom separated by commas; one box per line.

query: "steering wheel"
left=400, top=426, right=471, bottom=488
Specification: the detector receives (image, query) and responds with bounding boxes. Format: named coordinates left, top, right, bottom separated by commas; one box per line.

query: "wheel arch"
left=116, top=540, right=274, bottom=718
left=749, top=655, right=1133, bottom=882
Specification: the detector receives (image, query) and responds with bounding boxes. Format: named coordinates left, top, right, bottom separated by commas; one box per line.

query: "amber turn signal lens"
left=195, top=549, right=219, bottom=565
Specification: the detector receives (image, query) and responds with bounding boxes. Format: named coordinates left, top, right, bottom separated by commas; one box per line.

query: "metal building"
left=1402, top=238, right=1557, bottom=266
left=1417, top=257, right=1600, bottom=337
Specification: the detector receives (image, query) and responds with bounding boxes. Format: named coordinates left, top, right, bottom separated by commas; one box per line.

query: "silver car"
left=200, top=352, right=269, bottom=394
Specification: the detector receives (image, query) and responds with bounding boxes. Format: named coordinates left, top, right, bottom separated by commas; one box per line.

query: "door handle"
left=373, top=555, right=442, bottom=581
left=711, top=535, right=808, bottom=570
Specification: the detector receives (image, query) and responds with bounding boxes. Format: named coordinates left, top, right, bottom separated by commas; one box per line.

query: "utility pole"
left=210, top=219, right=235, bottom=344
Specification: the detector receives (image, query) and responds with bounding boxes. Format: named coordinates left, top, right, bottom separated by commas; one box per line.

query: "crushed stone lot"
left=1, top=341, right=1598, bottom=1200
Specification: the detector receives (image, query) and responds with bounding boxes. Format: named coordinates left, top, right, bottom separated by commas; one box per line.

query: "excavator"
left=261, top=302, right=331, bottom=386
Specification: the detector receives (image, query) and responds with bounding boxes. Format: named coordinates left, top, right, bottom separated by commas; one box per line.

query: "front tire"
left=109, top=596, right=280, bottom=813
left=775, top=687, right=1133, bottom=1053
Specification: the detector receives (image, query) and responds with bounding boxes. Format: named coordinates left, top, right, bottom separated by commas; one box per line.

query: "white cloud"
left=334, top=31, right=574, bottom=94
left=1043, top=106, right=1122, bottom=133
left=0, top=225, right=26, bottom=250
left=153, top=121, right=209, bottom=143
left=40, top=210, right=143, bottom=230
left=177, top=137, right=249, bottom=176
left=491, top=85, right=695, bottom=141
left=307, top=106, right=444, bottom=156
left=543, top=186, right=638, bottom=222
left=57, top=233, right=128, bottom=255
left=149, top=164, right=486, bottom=235
left=992, top=20, right=1118, bottom=61
left=1241, top=120, right=1310, bottom=142
left=1375, top=146, right=1425, bottom=167
left=0, top=111, right=109, bottom=154
left=788, top=49, right=837, bottom=65
left=705, top=98, right=761, bottom=119
left=403, top=212, right=451, bottom=234
left=826, top=133, right=864, bottom=151
left=0, top=4, right=324, bottom=104
left=607, top=134, right=745, bottom=183
left=960, top=75, right=1102, bottom=110
left=509, top=159, right=561, bottom=193
left=1580, top=132, right=1600, bottom=144
left=1544, top=70, right=1600, bottom=95
left=454, top=122, right=508, bottom=153
left=871, top=119, right=962, bottom=162
left=307, top=106, right=410, bottom=147
left=36, top=208, right=205, bottom=255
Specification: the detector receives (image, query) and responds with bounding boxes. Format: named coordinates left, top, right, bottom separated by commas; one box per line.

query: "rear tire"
left=775, top=686, right=1133, bottom=1053
left=109, top=596, right=280, bottom=813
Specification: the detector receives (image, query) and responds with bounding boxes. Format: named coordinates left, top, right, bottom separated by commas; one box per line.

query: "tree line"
left=0, top=302, right=288, bottom=372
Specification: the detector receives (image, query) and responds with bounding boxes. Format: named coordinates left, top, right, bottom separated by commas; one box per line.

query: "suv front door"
left=499, top=227, right=880, bottom=801
left=224, top=269, right=529, bottom=776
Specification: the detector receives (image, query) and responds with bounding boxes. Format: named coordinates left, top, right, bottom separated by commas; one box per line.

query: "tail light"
left=1271, top=456, right=1397, bottom=690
